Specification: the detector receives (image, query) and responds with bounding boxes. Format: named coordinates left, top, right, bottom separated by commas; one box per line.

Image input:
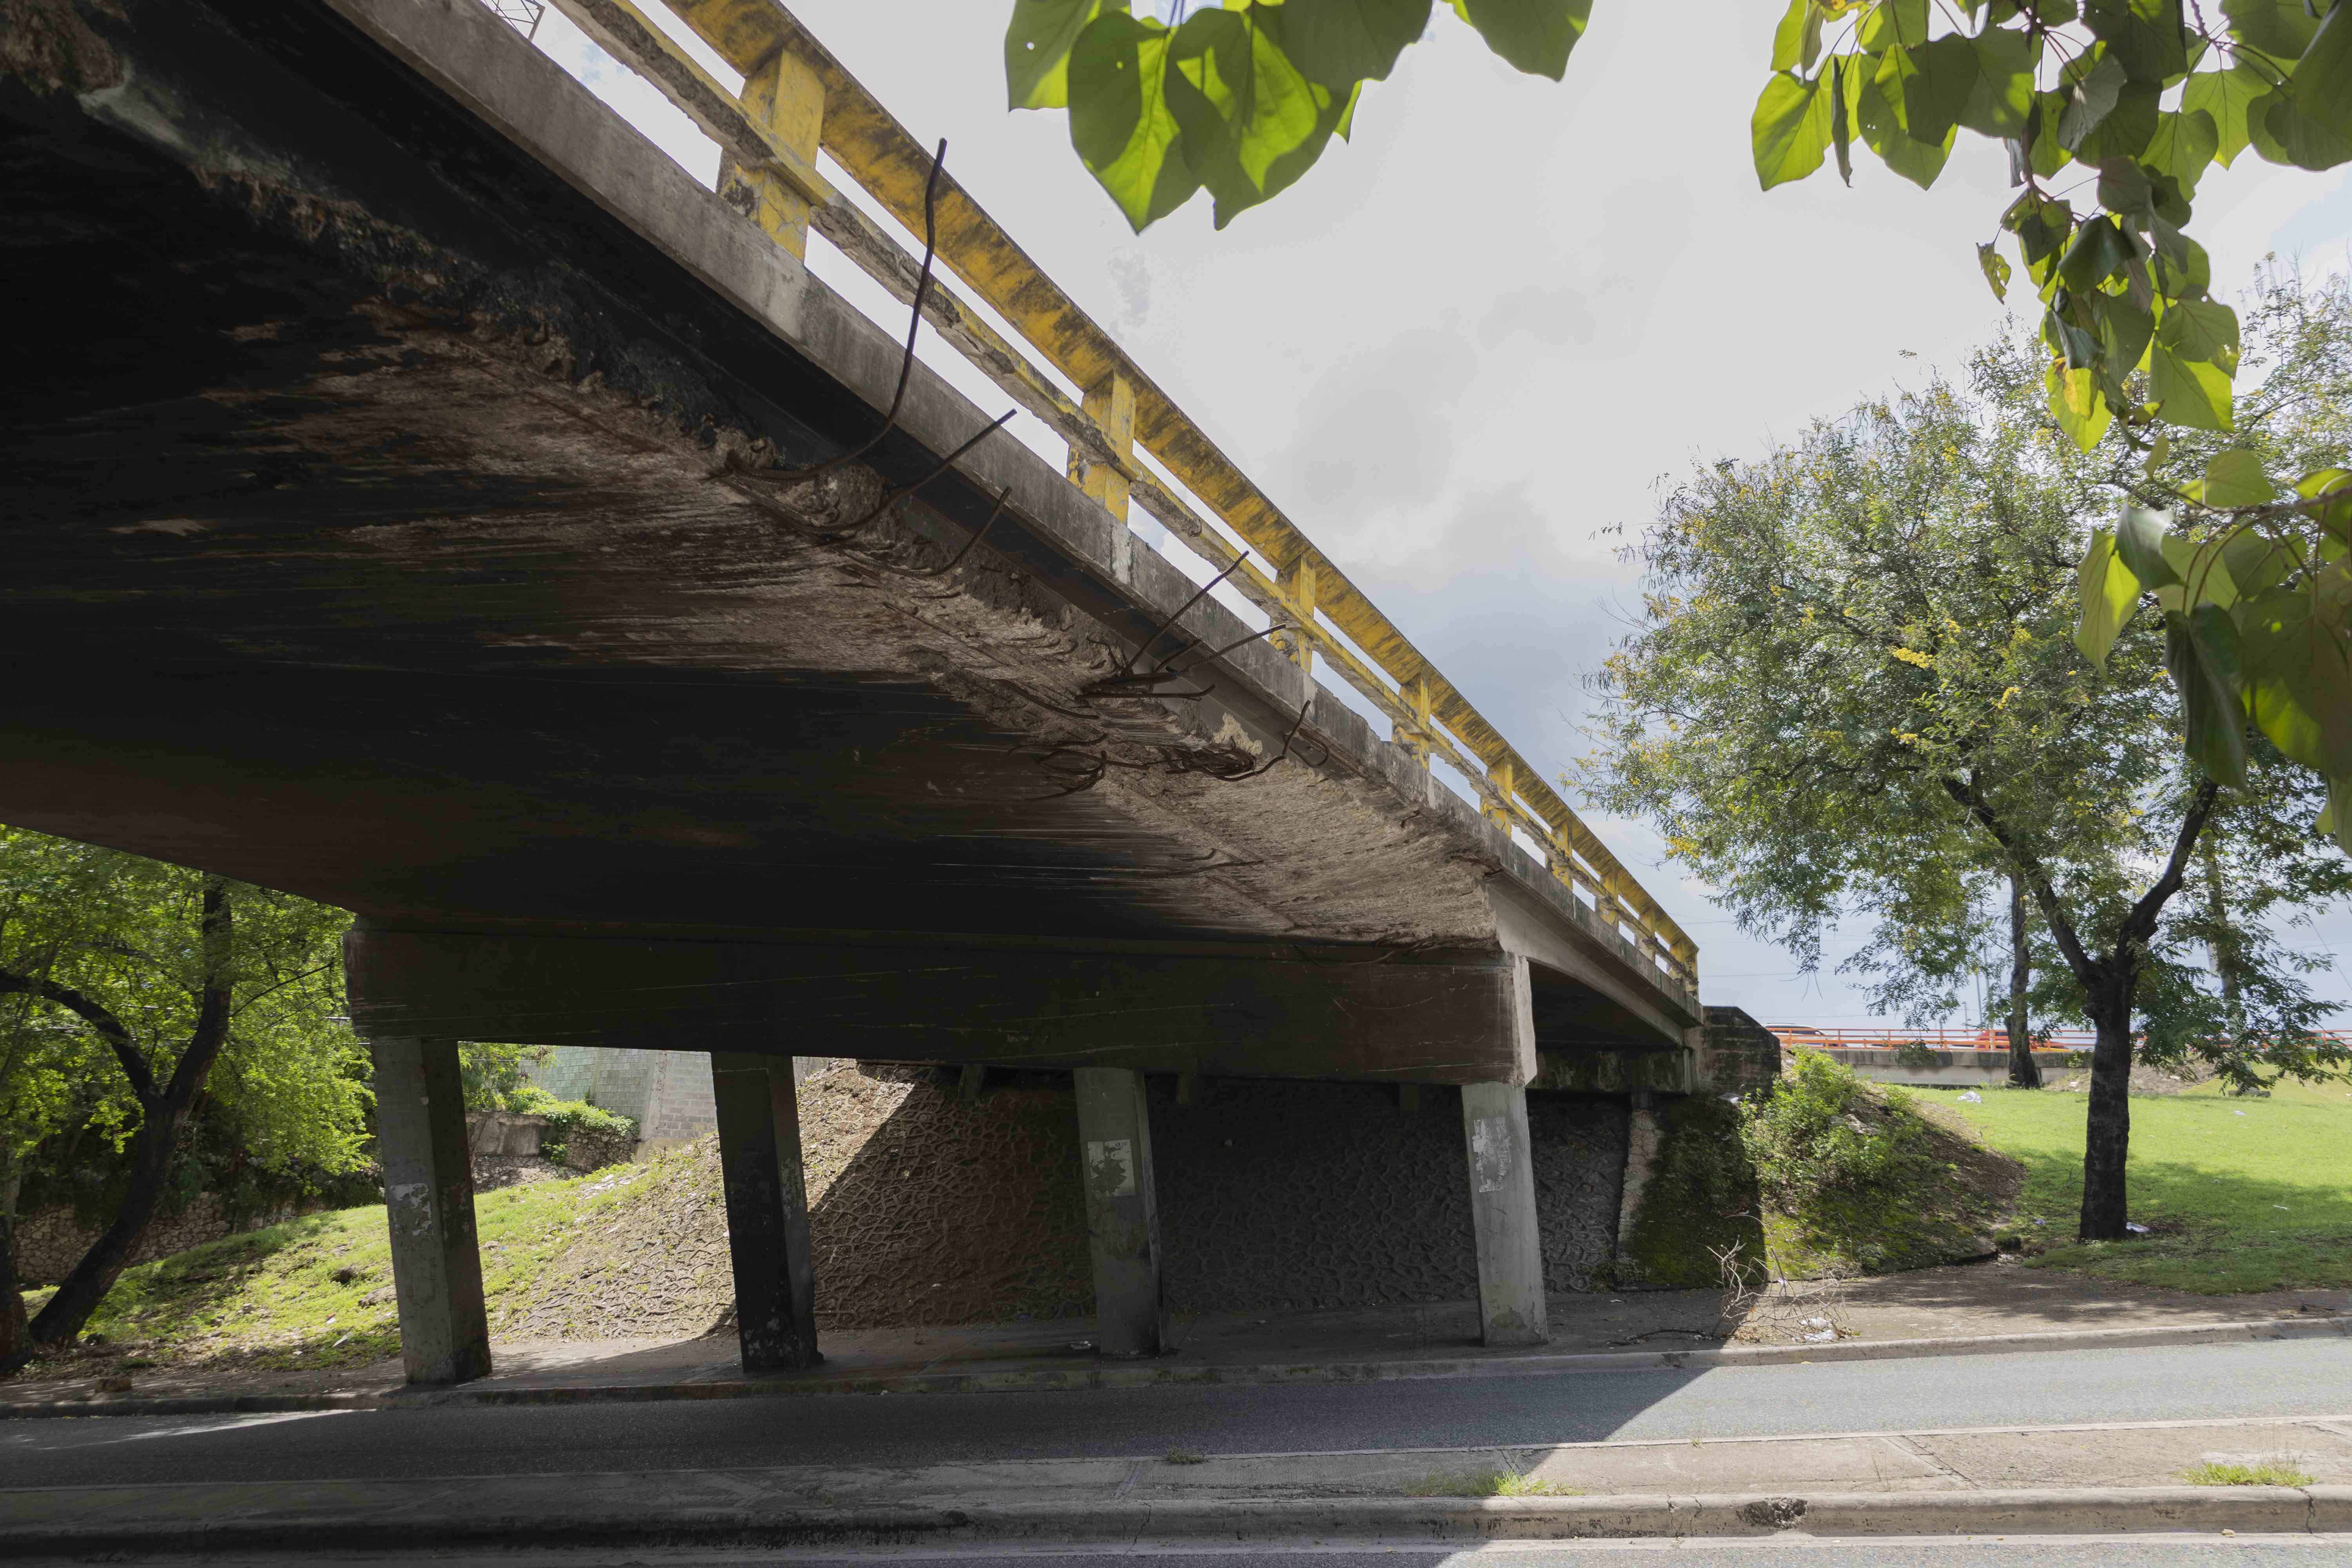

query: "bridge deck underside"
left=0, top=0, right=1695, bottom=1071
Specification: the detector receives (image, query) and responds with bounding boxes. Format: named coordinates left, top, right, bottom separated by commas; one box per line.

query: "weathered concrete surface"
left=368, top=1036, right=491, bottom=1385
left=0, top=0, right=1694, bottom=1075
left=1073, top=1068, right=1163, bottom=1358
left=710, top=1053, right=818, bottom=1372
left=1461, top=1082, right=1546, bottom=1347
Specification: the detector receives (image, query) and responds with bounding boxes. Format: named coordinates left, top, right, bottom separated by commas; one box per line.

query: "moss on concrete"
left=1617, top=1096, right=1764, bottom=1288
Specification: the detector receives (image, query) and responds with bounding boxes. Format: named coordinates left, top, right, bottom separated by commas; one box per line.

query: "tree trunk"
left=2079, top=977, right=2137, bottom=1241
left=0, top=1154, right=25, bottom=1370
left=2005, top=873, right=2040, bottom=1089
left=23, top=1114, right=183, bottom=1350
left=20, top=877, right=235, bottom=1359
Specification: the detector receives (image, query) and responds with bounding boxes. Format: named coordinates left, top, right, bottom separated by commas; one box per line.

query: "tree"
left=1002, top=2, right=2352, bottom=820
left=1579, top=283, right=2352, bottom=1241
left=0, top=828, right=367, bottom=1371
left=2004, top=872, right=2042, bottom=1089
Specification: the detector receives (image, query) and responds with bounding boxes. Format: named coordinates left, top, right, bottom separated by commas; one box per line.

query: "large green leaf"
left=1068, top=12, right=1201, bottom=231
left=2160, top=298, right=2242, bottom=366
left=2151, top=218, right=2213, bottom=299
left=2200, top=448, right=2277, bottom=506
left=1860, top=55, right=1955, bottom=187
left=2073, top=78, right=2162, bottom=161
left=2257, top=87, right=2352, bottom=169
left=1753, top=70, right=1835, bottom=189
left=2144, top=108, right=2220, bottom=194
left=1884, top=34, right=1980, bottom=146
left=1771, top=0, right=1821, bottom=72
left=2115, top=502, right=2182, bottom=588
left=2289, top=1, right=2352, bottom=147
left=2238, top=588, right=2352, bottom=775
left=2181, top=60, right=2275, bottom=167
left=2222, top=529, right=2296, bottom=596
left=1007, top=0, right=1107, bottom=110
left=1166, top=9, right=1336, bottom=228
left=2084, top=0, right=2190, bottom=85
left=2150, top=343, right=2235, bottom=428
left=2074, top=526, right=2143, bottom=666
left=2047, top=358, right=2113, bottom=450
left=1959, top=25, right=2036, bottom=138
left=2095, top=288, right=2155, bottom=375
left=1447, top=0, right=1591, bottom=80
left=2221, top=0, right=2321, bottom=58
left=1857, top=0, right=1929, bottom=53
left=2057, top=54, right=2127, bottom=150
left=1276, top=0, right=1433, bottom=87
left=2165, top=605, right=2249, bottom=785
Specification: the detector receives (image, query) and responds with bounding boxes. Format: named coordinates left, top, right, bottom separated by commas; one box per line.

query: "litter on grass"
left=1958, top=1091, right=1983, bottom=1103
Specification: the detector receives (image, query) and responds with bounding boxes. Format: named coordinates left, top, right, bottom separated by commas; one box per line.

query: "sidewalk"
left=7, top=1258, right=2348, bottom=1417
left=8, top=1415, right=2352, bottom=1552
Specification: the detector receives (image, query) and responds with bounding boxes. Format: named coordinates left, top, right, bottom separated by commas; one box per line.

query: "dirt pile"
left=500, top=1065, right=1094, bottom=1339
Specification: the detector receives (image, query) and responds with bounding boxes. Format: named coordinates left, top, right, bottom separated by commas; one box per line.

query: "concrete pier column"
left=710, top=1053, right=820, bottom=1373
left=369, top=1036, right=492, bottom=1385
left=1073, top=1067, right=1163, bottom=1358
left=1461, top=1081, right=1548, bottom=1347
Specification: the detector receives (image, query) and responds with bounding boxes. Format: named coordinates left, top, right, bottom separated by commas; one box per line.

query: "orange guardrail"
left=510, top=0, right=1699, bottom=996
left=1770, top=1026, right=2352, bottom=1051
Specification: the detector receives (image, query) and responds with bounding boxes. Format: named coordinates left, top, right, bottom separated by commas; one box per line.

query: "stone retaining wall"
left=806, top=1070, right=1634, bottom=1325
left=13, top=1193, right=287, bottom=1286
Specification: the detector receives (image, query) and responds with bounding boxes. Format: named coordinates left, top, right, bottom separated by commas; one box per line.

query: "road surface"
left=7, top=1337, right=2349, bottom=1490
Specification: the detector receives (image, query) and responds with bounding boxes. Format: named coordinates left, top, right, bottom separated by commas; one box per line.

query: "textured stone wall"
left=808, top=1070, right=1093, bottom=1328
left=799, top=1071, right=1633, bottom=1326
left=13, top=1193, right=288, bottom=1285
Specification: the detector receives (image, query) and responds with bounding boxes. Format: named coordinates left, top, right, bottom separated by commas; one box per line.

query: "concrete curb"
left=4, top=1485, right=2348, bottom=1555
left=6, top=1312, right=2347, bottom=1421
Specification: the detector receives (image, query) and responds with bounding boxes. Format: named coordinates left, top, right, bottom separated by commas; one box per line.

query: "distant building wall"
left=521, top=1048, right=851, bottom=1148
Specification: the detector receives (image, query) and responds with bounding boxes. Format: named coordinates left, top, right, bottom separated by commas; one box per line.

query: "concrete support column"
left=711, top=1053, right=820, bottom=1373
left=1615, top=1089, right=1666, bottom=1282
left=1073, top=1067, right=1163, bottom=1358
left=369, top=1036, right=492, bottom=1386
left=1461, top=1081, right=1547, bottom=1347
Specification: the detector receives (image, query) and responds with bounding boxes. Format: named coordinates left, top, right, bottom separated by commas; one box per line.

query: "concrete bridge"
left=3, top=0, right=1760, bottom=1382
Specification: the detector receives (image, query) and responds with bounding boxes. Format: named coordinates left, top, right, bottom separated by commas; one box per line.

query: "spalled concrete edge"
left=2, top=1485, right=2348, bottom=1555
left=4, top=1312, right=2346, bottom=1421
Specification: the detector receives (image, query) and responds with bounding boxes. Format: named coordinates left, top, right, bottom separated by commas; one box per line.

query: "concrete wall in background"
left=523, top=1049, right=853, bottom=1146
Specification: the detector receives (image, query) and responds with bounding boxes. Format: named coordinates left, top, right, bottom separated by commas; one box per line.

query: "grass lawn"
left=20, top=1160, right=663, bottom=1376
left=1917, top=1076, right=2352, bottom=1295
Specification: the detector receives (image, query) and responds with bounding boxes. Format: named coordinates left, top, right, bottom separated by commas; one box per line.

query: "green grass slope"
left=1928, top=1075, right=2352, bottom=1294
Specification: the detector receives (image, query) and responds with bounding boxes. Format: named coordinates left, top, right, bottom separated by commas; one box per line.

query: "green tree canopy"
left=1578, top=276, right=2352, bottom=1240
left=1004, top=1, right=2352, bottom=840
left=0, top=827, right=367, bottom=1367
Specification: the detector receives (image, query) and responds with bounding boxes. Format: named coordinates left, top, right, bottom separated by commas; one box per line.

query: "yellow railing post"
left=1395, top=675, right=1432, bottom=765
left=1483, top=759, right=1515, bottom=832
left=1274, top=556, right=1317, bottom=675
left=722, top=44, right=826, bottom=258
left=1070, top=372, right=1136, bottom=521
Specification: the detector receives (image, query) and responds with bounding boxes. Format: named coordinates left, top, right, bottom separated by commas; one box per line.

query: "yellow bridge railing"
left=529, top=0, right=1698, bottom=995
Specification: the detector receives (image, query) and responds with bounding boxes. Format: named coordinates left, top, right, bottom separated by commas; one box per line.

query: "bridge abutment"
left=711, top=1053, right=821, bottom=1373
left=369, top=1035, right=493, bottom=1385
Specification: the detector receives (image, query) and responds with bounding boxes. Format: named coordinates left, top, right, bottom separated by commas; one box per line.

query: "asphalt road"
left=7, top=1338, right=2352, bottom=1488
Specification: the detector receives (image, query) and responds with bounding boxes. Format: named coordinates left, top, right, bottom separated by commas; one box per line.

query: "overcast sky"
left=516, top=0, right=2352, bottom=1028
